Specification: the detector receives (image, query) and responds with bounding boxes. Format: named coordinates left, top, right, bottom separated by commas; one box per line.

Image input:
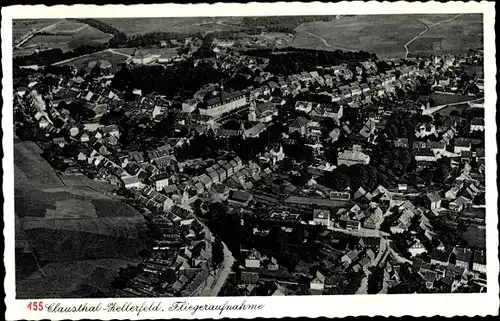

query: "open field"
left=56, top=49, right=130, bottom=68
left=100, top=17, right=243, bottom=36
left=291, top=14, right=482, bottom=58
left=18, top=21, right=111, bottom=55
left=14, top=138, right=146, bottom=298
left=113, top=47, right=179, bottom=56
left=47, top=20, right=89, bottom=34
left=430, top=92, right=476, bottom=106
left=12, top=19, right=62, bottom=42
left=16, top=258, right=139, bottom=299
left=434, top=103, right=470, bottom=117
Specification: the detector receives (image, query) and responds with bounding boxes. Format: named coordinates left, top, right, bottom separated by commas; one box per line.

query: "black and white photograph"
left=3, top=2, right=498, bottom=319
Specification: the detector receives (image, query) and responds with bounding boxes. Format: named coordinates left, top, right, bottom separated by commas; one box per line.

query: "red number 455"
left=27, top=301, right=44, bottom=311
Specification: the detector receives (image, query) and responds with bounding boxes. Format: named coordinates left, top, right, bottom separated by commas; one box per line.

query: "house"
left=338, top=145, right=370, bottom=166
left=323, top=104, right=343, bottom=123
left=99, top=125, right=120, bottom=137
left=422, top=270, right=437, bottom=289
left=363, top=206, right=383, bottom=230
left=288, top=117, right=309, bottom=135
left=415, top=148, right=437, bottom=162
left=470, top=117, right=485, bottom=132
left=228, top=190, right=253, bottom=206
left=341, top=249, right=359, bottom=266
left=245, top=249, right=265, bottom=269
left=122, top=176, right=143, bottom=189
left=248, top=101, right=278, bottom=123
left=243, top=123, right=267, bottom=139
left=449, top=196, right=469, bottom=212
left=454, top=139, right=472, bottom=154
left=430, top=249, right=451, bottom=266
left=345, top=220, right=361, bottom=231
left=359, top=119, right=376, bottom=139
left=310, top=271, right=325, bottom=291
left=445, top=184, right=462, bottom=200
left=152, top=173, right=173, bottom=191
left=359, top=237, right=380, bottom=249
left=472, top=250, right=486, bottom=274
left=267, top=257, right=279, bottom=271
left=294, top=101, right=313, bottom=113
left=52, top=137, right=67, bottom=147
left=425, top=192, right=442, bottom=210
left=240, top=271, right=259, bottom=284
left=409, top=239, right=427, bottom=257
left=212, top=183, right=230, bottom=200
left=313, top=209, right=330, bottom=227
left=453, top=247, right=473, bottom=270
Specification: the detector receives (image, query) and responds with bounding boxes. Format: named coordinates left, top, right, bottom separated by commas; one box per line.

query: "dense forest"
left=245, top=48, right=377, bottom=75
left=111, top=60, right=224, bottom=99
left=241, top=16, right=340, bottom=34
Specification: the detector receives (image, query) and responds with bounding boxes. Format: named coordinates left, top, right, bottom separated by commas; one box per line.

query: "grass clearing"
left=59, top=50, right=129, bottom=69
left=430, top=92, right=476, bottom=106
left=291, top=14, right=482, bottom=58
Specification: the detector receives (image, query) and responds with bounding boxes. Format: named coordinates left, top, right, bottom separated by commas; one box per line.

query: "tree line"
left=245, top=48, right=377, bottom=76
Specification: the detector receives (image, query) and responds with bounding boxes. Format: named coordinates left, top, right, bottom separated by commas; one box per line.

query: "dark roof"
left=415, top=148, right=435, bottom=157
left=426, top=192, right=441, bottom=203
left=206, top=90, right=244, bottom=107
left=431, top=249, right=450, bottom=263
left=454, top=139, right=472, bottom=147
left=455, top=248, right=473, bottom=263
left=473, top=250, right=486, bottom=265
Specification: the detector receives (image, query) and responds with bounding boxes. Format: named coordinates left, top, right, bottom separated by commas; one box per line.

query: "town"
left=13, top=19, right=486, bottom=297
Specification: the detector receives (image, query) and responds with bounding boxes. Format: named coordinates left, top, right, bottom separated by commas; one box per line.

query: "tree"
left=212, top=237, right=224, bottom=269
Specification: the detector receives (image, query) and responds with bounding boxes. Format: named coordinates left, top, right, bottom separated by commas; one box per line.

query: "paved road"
left=328, top=226, right=389, bottom=238
left=422, top=97, right=484, bottom=115
left=208, top=242, right=235, bottom=296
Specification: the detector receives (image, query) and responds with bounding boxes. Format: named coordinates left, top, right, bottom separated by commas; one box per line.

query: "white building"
left=313, top=209, right=330, bottom=227
left=199, top=88, right=247, bottom=118
left=337, top=145, right=370, bottom=166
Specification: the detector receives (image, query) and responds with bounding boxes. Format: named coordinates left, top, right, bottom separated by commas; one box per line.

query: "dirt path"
left=404, top=14, right=463, bottom=58
left=295, top=29, right=355, bottom=52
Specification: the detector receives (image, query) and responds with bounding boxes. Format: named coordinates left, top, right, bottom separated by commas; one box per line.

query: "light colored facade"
left=199, top=95, right=247, bottom=118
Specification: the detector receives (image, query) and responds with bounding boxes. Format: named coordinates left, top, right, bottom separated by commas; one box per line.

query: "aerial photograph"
left=13, top=14, right=486, bottom=299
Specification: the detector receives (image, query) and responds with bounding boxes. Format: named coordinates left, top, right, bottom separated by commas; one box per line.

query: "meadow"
left=100, top=17, right=244, bottom=35
left=430, top=92, right=477, bottom=106
left=14, top=139, right=146, bottom=299
left=291, top=14, right=482, bottom=58
left=12, top=19, right=62, bottom=42
left=57, top=49, right=130, bottom=69
left=18, top=20, right=111, bottom=54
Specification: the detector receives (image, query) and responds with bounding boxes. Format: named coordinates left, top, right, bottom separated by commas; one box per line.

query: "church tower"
left=248, top=93, right=257, bottom=122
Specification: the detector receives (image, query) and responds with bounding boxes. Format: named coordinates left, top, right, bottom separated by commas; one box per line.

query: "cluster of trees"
left=175, top=133, right=225, bottom=162
left=68, top=18, right=129, bottom=48
left=58, top=101, right=96, bottom=120
left=212, top=237, right=224, bottom=269
left=240, top=16, right=338, bottom=34
left=319, top=145, right=414, bottom=192
left=124, top=32, right=187, bottom=48
left=245, top=48, right=376, bottom=76
left=111, top=62, right=224, bottom=99
left=110, top=263, right=144, bottom=290
left=14, top=44, right=106, bottom=67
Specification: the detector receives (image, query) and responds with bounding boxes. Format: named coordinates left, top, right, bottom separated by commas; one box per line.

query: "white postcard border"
left=2, top=2, right=498, bottom=319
